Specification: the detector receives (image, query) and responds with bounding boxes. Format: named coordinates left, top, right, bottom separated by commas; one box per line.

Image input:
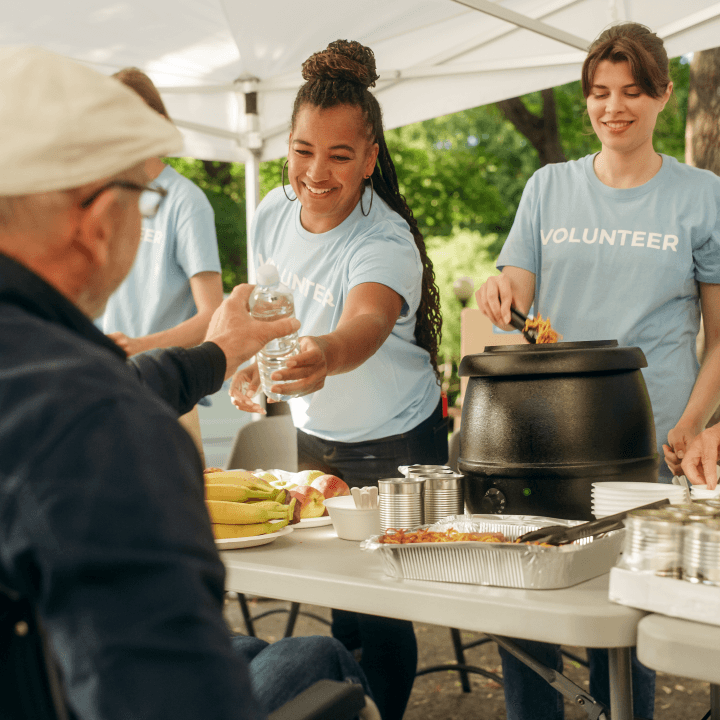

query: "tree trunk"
left=686, top=48, right=720, bottom=427
left=687, top=47, right=720, bottom=173
left=496, top=89, right=566, bottom=166
left=202, top=160, right=233, bottom=183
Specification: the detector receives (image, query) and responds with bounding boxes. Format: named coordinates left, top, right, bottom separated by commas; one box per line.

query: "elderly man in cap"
left=0, top=47, right=371, bottom=720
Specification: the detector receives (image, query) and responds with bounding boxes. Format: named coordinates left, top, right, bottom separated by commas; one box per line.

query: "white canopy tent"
left=4, top=0, right=720, bottom=262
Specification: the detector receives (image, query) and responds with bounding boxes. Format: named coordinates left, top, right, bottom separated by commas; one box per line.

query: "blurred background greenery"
left=166, top=58, right=690, bottom=407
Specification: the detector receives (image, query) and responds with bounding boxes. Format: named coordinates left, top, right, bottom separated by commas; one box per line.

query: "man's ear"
left=73, top=189, right=118, bottom=269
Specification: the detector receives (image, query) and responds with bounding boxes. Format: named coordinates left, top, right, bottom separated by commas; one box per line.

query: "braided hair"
left=291, top=40, right=442, bottom=382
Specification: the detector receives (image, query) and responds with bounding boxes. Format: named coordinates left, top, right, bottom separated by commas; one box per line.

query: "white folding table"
left=221, top=525, right=646, bottom=719
left=637, top=614, right=720, bottom=719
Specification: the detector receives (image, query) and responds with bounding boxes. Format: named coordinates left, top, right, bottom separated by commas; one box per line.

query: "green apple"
left=294, top=469, right=325, bottom=486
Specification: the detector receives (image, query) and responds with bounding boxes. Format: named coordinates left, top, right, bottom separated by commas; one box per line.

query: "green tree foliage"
left=165, top=157, right=248, bottom=289
left=386, top=106, right=536, bottom=257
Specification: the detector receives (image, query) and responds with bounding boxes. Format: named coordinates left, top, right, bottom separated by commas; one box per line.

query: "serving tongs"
left=516, top=498, right=671, bottom=546
left=509, top=306, right=537, bottom=344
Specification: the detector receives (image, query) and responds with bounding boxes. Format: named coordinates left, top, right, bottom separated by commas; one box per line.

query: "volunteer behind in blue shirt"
left=230, top=39, right=446, bottom=720
left=478, top=24, right=720, bottom=486
left=99, top=68, right=224, bottom=357
left=477, top=22, right=720, bottom=720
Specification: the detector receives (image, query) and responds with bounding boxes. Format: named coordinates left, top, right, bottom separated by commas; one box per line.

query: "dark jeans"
left=498, top=638, right=656, bottom=720
left=231, top=634, right=372, bottom=716
left=297, top=399, right=449, bottom=720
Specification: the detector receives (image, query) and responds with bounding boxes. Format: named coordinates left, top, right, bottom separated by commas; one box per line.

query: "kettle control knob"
left=482, top=488, right=506, bottom=514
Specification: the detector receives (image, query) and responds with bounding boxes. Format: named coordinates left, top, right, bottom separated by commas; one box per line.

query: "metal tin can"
left=617, top=509, right=684, bottom=577
left=682, top=519, right=720, bottom=586
left=662, top=505, right=692, bottom=522
left=694, top=498, right=720, bottom=512
left=418, top=473, right=465, bottom=524
left=378, top=478, right=425, bottom=532
left=403, top=464, right=454, bottom=478
left=683, top=503, right=719, bottom=523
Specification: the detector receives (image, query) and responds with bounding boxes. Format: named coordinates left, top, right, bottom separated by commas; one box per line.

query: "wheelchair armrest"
left=267, top=679, right=366, bottom=720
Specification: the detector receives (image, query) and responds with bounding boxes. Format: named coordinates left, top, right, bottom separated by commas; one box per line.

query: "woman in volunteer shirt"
left=477, top=22, right=720, bottom=720
left=230, top=39, right=445, bottom=720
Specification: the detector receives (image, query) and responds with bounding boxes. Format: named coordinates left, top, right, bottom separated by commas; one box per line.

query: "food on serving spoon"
left=524, top=314, right=561, bottom=344
left=379, top=528, right=508, bottom=544
left=523, top=314, right=561, bottom=344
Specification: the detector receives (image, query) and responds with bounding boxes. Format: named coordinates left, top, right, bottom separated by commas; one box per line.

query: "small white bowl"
left=323, top=495, right=381, bottom=541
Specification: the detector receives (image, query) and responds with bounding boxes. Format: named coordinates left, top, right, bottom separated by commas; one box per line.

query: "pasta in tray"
left=378, top=527, right=507, bottom=544
left=524, top=313, right=561, bottom=344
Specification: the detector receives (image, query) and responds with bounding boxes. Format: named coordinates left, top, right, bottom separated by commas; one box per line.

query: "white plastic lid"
left=255, top=263, right=279, bottom=286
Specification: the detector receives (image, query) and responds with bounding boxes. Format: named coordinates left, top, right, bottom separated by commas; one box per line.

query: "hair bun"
left=301, top=39, right=379, bottom=88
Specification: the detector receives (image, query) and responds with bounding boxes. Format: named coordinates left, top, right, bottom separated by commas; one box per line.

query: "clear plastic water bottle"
left=249, top=263, right=301, bottom=401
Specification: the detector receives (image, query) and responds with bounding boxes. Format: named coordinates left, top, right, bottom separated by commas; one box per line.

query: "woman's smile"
left=288, top=104, right=378, bottom=234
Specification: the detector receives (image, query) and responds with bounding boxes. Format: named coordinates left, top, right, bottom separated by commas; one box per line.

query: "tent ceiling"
left=3, top=0, right=720, bottom=162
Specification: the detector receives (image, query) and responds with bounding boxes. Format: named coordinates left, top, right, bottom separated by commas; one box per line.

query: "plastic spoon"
left=351, top=487, right=365, bottom=508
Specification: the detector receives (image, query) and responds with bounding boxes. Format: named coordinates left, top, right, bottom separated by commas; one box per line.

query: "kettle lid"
left=458, top=340, right=648, bottom=377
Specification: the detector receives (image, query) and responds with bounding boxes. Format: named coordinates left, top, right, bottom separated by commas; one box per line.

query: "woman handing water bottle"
left=230, top=39, right=446, bottom=720
left=230, top=38, right=446, bottom=486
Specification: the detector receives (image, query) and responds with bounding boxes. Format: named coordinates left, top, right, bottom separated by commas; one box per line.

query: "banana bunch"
left=204, top=469, right=295, bottom=539
left=213, top=519, right=289, bottom=539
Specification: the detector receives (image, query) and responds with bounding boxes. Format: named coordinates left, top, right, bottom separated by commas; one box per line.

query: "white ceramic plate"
left=592, top=481, right=682, bottom=491
left=296, top=515, right=333, bottom=528
left=592, top=488, right=686, bottom=502
left=215, top=524, right=293, bottom=550
left=592, top=488, right=685, bottom=502
left=592, top=501, right=685, bottom=510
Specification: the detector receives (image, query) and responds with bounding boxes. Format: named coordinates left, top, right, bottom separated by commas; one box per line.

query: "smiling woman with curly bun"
left=230, top=39, right=446, bottom=720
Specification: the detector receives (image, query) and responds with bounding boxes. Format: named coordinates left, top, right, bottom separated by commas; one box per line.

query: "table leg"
left=711, top=683, right=719, bottom=720
left=608, top=647, right=633, bottom=720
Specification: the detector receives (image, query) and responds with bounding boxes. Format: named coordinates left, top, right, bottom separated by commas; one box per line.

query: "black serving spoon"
left=516, top=498, right=671, bottom=546
left=508, top=306, right=538, bottom=344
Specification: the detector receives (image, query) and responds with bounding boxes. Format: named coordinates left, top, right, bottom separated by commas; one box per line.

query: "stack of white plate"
left=592, top=481, right=688, bottom=519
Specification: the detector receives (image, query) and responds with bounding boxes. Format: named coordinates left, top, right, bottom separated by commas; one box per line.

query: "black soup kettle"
left=458, top=340, right=658, bottom=521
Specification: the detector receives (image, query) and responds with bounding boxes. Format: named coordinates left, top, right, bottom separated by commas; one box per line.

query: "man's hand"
left=205, top=284, right=300, bottom=380
left=681, top=424, right=720, bottom=489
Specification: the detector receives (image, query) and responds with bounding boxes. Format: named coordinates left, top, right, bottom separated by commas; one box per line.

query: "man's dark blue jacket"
left=0, top=253, right=263, bottom=720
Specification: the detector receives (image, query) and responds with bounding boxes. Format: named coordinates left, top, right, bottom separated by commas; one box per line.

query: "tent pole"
left=245, top=151, right=260, bottom=283
left=240, top=81, right=262, bottom=284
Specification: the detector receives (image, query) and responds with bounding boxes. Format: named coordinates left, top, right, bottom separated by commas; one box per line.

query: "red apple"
left=311, top=474, right=350, bottom=500
left=289, top=485, right=326, bottom=519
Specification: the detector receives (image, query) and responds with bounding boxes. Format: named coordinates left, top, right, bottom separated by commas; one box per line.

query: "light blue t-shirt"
left=99, top=165, right=221, bottom=337
left=497, top=153, right=720, bottom=471
left=251, top=186, right=440, bottom=443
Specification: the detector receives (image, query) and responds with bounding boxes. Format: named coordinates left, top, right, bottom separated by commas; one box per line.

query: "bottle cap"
left=256, top=263, right=279, bottom=286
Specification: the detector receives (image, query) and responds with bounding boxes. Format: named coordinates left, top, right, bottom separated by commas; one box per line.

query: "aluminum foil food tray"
left=360, top=514, right=625, bottom=589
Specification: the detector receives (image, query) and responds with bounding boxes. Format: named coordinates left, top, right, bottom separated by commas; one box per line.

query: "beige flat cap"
left=0, top=46, right=183, bottom=196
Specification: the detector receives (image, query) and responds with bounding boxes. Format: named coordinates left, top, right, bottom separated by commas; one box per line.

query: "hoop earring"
left=282, top=160, right=296, bottom=202
left=360, top=176, right=374, bottom=217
